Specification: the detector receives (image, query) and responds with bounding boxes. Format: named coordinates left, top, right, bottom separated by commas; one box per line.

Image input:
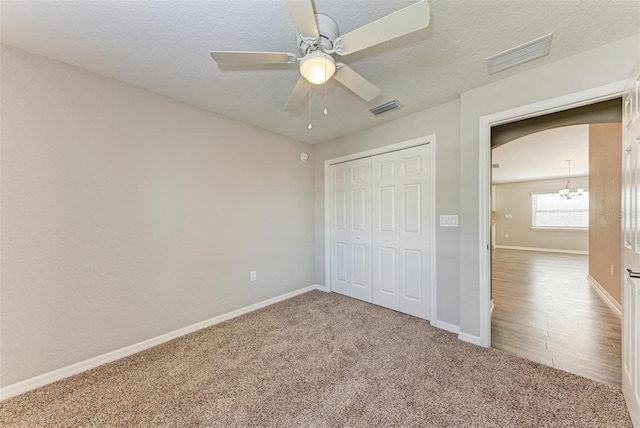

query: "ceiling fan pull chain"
left=324, top=59, right=328, bottom=115
left=323, top=88, right=328, bottom=115
left=308, top=83, right=313, bottom=130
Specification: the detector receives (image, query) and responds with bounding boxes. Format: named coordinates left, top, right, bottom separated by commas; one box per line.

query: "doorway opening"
left=489, top=118, right=622, bottom=386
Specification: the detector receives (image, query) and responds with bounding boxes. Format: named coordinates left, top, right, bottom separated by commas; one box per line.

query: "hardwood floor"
left=491, top=248, right=622, bottom=387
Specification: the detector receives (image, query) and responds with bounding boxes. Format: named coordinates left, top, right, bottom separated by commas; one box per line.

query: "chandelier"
left=559, top=159, right=584, bottom=199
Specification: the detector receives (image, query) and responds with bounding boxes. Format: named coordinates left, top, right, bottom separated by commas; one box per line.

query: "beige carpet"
left=0, top=290, right=632, bottom=427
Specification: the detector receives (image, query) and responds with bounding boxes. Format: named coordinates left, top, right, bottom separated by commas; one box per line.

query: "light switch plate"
left=440, top=215, right=459, bottom=227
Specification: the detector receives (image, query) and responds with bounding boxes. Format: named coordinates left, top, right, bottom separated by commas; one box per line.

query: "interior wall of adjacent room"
left=589, top=123, right=622, bottom=304
left=493, top=177, right=589, bottom=252
left=313, top=99, right=461, bottom=328
left=0, top=44, right=315, bottom=387
left=458, top=35, right=639, bottom=338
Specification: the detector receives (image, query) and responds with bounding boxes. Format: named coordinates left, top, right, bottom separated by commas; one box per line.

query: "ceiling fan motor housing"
left=297, top=14, right=339, bottom=55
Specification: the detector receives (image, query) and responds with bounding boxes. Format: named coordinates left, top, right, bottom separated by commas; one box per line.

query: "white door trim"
left=324, top=135, right=437, bottom=320
left=478, top=80, right=626, bottom=347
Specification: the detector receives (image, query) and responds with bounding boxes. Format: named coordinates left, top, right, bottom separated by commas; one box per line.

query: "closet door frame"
left=323, top=135, right=436, bottom=321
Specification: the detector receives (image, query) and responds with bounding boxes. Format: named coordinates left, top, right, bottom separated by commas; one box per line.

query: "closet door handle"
left=626, top=268, right=640, bottom=278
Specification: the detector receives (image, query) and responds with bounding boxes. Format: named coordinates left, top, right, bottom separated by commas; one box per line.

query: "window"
left=531, top=192, right=589, bottom=229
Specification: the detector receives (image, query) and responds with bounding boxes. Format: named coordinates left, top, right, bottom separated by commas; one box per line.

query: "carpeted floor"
left=0, top=290, right=632, bottom=427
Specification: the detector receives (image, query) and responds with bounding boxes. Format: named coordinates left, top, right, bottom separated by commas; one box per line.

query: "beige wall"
left=589, top=123, right=622, bottom=303
left=314, top=100, right=461, bottom=327
left=0, top=45, right=315, bottom=386
left=493, top=177, right=589, bottom=251
left=458, top=35, right=639, bottom=337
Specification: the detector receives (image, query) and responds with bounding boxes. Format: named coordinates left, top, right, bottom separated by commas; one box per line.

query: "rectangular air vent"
left=370, top=99, right=402, bottom=116
left=486, top=33, right=553, bottom=75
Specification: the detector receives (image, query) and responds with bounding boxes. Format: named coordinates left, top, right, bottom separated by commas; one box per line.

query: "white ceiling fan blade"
left=210, top=51, right=296, bottom=65
left=336, top=0, right=430, bottom=55
left=285, top=0, right=319, bottom=39
left=333, top=64, right=381, bottom=102
left=285, top=76, right=310, bottom=111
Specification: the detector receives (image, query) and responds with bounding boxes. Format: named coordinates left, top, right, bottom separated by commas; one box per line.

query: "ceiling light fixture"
left=299, top=51, right=336, bottom=85
left=559, top=159, right=584, bottom=199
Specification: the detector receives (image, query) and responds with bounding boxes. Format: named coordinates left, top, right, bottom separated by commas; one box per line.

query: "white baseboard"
left=313, top=284, right=330, bottom=293
left=0, top=285, right=316, bottom=402
left=433, top=320, right=460, bottom=334
left=587, top=274, right=622, bottom=315
left=494, top=245, right=588, bottom=255
left=458, top=332, right=482, bottom=346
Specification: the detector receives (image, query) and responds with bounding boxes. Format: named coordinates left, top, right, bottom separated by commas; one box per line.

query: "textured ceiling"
left=1, top=1, right=639, bottom=144
left=492, top=125, right=589, bottom=184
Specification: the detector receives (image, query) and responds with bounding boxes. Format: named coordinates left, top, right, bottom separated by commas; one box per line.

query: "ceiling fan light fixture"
left=299, top=51, right=336, bottom=85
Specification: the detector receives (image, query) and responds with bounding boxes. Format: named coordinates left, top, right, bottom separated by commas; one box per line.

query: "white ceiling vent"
left=486, top=33, right=553, bottom=75
left=370, top=99, right=403, bottom=116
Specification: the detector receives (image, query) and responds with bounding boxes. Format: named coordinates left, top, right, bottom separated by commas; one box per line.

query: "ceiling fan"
left=209, top=0, right=431, bottom=111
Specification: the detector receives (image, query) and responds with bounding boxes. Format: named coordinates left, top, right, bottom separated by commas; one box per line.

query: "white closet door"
left=349, top=158, right=373, bottom=302
left=372, top=145, right=431, bottom=319
left=371, top=151, right=401, bottom=310
left=330, top=158, right=372, bottom=302
left=330, top=162, right=350, bottom=296
left=397, top=146, right=431, bottom=319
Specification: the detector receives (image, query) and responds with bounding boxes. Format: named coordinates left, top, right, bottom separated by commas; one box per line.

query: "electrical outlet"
left=504, top=233, right=509, bottom=238
left=250, top=271, right=257, bottom=282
